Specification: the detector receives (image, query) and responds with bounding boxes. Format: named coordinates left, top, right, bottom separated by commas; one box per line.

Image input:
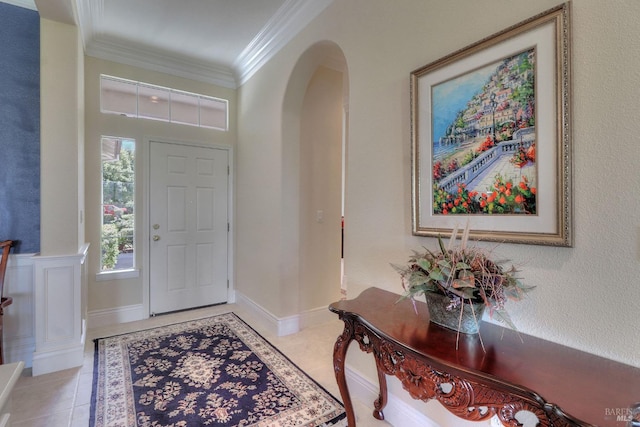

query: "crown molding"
left=1, top=0, right=36, bottom=10
left=75, top=0, right=102, bottom=51
left=75, top=0, right=333, bottom=89
left=85, top=37, right=237, bottom=89
left=234, top=0, right=334, bottom=86
left=76, top=0, right=236, bottom=88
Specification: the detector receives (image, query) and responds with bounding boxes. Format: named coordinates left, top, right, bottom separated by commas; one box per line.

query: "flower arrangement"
left=392, top=223, right=532, bottom=338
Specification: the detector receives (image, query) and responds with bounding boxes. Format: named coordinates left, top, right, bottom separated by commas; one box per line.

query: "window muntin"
left=100, top=75, right=228, bottom=130
left=101, top=136, right=135, bottom=272
left=138, top=84, right=170, bottom=121
left=171, top=90, right=199, bottom=126
left=200, top=96, right=228, bottom=130
left=101, top=76, right=137, bottom=117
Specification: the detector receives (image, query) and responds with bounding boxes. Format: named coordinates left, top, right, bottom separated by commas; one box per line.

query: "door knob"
left=153, top=235, right=161, bottom=241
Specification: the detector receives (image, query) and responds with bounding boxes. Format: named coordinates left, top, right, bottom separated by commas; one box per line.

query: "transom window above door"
left=100, top=75, right=229, bottom=131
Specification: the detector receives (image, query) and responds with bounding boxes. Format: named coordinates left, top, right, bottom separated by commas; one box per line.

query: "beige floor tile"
left=353, top=399, right=392, bottom=426
left=71, top=403, right=91, bottom=427
left=14, top=367, right=79, bottom=390
left=11, top=409, right=71, bottom=427
left=12, top=373, right=78, bottom=422
left=74, top=372, right=94, bottom=406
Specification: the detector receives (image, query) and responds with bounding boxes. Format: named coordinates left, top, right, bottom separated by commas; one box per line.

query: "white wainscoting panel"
left=3, top=254, right=36, bottom=367
left=31, top=244, right=89, bottom=376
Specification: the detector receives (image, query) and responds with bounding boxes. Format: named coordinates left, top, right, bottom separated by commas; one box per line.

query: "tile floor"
left=11, top=303, right=391, bottom=427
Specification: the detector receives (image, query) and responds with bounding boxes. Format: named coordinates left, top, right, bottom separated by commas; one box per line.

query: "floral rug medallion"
left=90, top=312, right=346, bottom=427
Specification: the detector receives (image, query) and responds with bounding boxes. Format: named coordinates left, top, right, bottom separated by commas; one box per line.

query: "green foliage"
left=101, top=224, right=119, bottom=270
left=392, top=224, right=533, bottom=331
left=102, top=143, right=135, bottom=269
left=460, top=150, right=477, bottom=166
left=511, top=75, right=534, bottom=108
left=103, top=148, right=135, bottom=207
left=116, top=214, right=134, bottom=252
left=101, top=214, right=135, bottom=270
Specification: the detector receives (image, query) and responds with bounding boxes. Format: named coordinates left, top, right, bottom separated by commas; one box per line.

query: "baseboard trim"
left=299, top=305, right=335, bottom=328
left=345, top=366, right=443, bottom=427
left=32, top=343, right=84, bottom=376
left=32, top=320, right=86, bottom=376
left=234, top=291, right=299, bottom=336
left=88, top=304, right=146, bottom=329
left=85, top=296, right=334, bottom=338
left=5, top=337, right=35, bottom=368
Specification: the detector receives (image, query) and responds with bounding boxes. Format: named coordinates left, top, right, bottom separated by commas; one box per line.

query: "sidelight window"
left=100, top=136, right=136, bottom=273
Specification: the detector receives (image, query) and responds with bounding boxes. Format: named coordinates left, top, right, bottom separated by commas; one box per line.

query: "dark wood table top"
left=329, top=287, right=640, bottom=427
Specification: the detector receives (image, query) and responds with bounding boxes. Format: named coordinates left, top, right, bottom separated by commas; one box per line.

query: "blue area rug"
left=90, top=312, right=347, bottom=426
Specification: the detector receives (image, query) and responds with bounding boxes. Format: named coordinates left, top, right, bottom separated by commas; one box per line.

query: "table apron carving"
left=334, top=314, right=587, bottom=427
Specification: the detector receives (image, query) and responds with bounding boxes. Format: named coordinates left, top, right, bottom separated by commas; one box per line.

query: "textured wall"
left=236, top=0, right=640, bottom=375
left=0, top=3, right=40, bottom=253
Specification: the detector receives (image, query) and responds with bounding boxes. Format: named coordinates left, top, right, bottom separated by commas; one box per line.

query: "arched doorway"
left=281, top=41, right=348, bottom=323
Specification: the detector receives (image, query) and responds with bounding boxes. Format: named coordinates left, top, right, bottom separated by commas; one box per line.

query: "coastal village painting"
left=431, top=49, right=537, bottom=216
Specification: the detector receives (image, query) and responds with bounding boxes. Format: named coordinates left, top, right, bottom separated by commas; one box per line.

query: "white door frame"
left=142, top=136, right=235, bottom=318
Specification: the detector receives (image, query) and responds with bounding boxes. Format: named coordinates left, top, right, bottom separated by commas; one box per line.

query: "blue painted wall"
left=0, top=3, right=40, bottom=254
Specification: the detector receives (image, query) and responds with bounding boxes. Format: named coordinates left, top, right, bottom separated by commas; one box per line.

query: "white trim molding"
left=3, top=253, right=37, bottom=368
left=345, top=366, right=444, bottom=427
left=234, top=0, right=334, bottom=86
left=234, top=291, right=300, bottom=336
left=234, top=291, right=337, bottom=336
left=0, top=0, right=36, bottom=11
left=31, top=244, right=89, bottom=376
left=74, top=0, right=334, bottom=88
left=87, top=304, right=146, bottom=330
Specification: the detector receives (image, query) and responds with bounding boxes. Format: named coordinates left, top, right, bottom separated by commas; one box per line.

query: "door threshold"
left=150, top=301, right=228, bottom=317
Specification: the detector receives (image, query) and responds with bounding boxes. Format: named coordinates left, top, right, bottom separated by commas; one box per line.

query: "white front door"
left=149, top=141, right=229, bottom=315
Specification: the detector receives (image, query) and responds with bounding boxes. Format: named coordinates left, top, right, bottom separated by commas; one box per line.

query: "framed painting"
left=411, top=3, right=572, bottom=246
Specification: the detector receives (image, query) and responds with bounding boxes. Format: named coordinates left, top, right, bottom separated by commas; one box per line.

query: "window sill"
left=96, top=268, right=139, bottom=281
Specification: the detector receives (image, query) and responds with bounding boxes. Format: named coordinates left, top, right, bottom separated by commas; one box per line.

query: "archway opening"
left=281, top=41, right=349, bottom=322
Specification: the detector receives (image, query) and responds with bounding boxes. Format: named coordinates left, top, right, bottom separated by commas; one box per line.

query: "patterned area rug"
left=90, top=312, right=347, bottom=427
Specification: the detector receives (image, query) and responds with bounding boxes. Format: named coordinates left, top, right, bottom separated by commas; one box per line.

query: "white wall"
left=236, top=0, right=640, bottom=421
left=299, top=66, right=344, bottom=312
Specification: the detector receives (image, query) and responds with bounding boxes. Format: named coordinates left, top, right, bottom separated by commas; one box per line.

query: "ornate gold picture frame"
left=411, top=3, right=572, bottom=246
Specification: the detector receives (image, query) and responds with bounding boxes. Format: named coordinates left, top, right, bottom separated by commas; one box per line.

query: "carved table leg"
left=334, top=318, right=356, bottom=426
left=372, top=361, right=388, bottom=420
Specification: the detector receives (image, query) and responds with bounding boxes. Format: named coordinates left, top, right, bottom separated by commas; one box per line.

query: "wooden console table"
left=329, top=287, right=640, bottom=427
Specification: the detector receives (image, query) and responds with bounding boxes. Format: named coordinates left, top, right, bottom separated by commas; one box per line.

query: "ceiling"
left=6, top=0, right=333, bottom=88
